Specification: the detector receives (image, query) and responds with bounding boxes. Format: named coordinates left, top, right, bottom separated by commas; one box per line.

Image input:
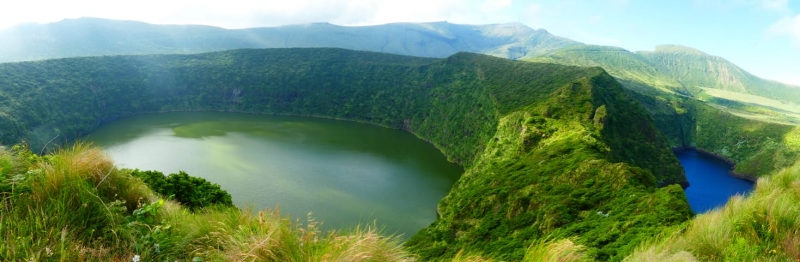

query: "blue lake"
left=676, top=149, right=754, bottom=213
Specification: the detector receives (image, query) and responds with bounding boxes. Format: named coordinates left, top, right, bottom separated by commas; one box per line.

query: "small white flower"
left=132, top=255, right=141, bottom=262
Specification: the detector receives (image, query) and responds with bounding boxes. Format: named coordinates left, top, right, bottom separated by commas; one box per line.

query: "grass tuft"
left=1, top=144, right=412, bottom=261
left=625, top=160, right=800, bottom=261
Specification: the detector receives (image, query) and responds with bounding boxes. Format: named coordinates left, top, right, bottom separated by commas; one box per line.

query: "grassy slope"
left=0, top=49, right=689, bottom=260
left=625, top=159, right=800, bottom=262
left=638, top=45, right=800, bottom=105
left=0, top=144, right=414, bottom=261
left=524, top=45, right=693, bottom=96
left=407, top=72, right=690, bottom=261
left=630, top=91, right=800, bottom=178
left=450, top=147, right=800, bottom=261
left=520, top=44, right=800, bottom=178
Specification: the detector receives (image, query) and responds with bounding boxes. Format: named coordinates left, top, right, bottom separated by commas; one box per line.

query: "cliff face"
left=0, top=48, right=689, bottom=261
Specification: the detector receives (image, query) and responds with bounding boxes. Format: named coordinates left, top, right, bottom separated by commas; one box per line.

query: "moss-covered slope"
left=639, top=45, right=800, bottom=104
left=407, top=71, right=690, bottom=261
left=519, top=43, right=800, bottom=179
left=0, top=48, right=689, bottom=260
left=630, top=91, right=800, bottom=179
left=525, top=45, right=693, bottom=96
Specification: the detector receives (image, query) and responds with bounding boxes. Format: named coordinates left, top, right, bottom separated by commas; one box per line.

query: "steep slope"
left=525, top=45, right=693, bottom=96
left=407, top=72, right=690, bottom=261
left=0, top=18, right=580, bottom=62
left=521, top=43, right=800, bottom=178
left=639, top=45, right=800, bottom=105
left=0, top=145, right=415, bottom=261
left=0, top=48, right=690, bottom=261
left=625, top=159, right=800, bottom=261
left=628, top=90, right=800, bottom=179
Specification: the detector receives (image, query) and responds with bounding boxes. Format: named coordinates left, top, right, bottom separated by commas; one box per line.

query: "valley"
left=1, top=17, right=799, bottom=261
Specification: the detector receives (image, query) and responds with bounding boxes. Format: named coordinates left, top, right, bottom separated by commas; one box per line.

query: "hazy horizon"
left=1, top=0, right=798, bottom=86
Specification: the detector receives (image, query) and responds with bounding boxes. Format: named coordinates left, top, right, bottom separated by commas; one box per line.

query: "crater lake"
left=84, top=112, right=463, bottom=237
left=677, top=149, right=754, bottom=213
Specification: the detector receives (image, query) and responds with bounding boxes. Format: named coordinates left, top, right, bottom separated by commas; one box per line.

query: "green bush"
left=130, top=169, right=233, bottom=211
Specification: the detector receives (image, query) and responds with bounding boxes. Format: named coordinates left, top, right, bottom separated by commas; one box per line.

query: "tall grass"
left=0, top=144, right=414, bottom=261
left=625, top=161, right=800, bottom=261
left=0, top=143, right=151, bottom=260
left=447, top=239, right=591, bottom=262
left=155, top=205, right=416, bottom=261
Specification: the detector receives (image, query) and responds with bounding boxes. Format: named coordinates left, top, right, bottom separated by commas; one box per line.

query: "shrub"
left=130, top=169, right=233, bottom=211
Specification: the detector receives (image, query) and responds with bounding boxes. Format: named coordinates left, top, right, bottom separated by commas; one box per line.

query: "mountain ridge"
left=639, top=45, right=800, bottom=104
left=3, top=17, right=797, bottom=107
left=0, top=17, right=581, bottom=62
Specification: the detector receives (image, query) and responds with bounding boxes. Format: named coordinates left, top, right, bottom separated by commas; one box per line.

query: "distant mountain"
left=2, top=17, right=798, bottom=108
left=0, top=17, right=579, bottom=62
left=639, top=45, right=800, bottom=104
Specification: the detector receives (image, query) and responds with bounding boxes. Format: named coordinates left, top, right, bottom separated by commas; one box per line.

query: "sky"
left=0, top=0, right=798, bottom=86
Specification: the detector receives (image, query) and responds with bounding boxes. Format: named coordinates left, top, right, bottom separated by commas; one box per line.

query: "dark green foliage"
left=689, top=100, right=799, bottom=177
left=0, top=48, right=690, bottom=260
left=524, top=45, right=800, bottom=176
left=406, top=73, right=691, bottom=261
left=628, top=90, right=800, bottom=178
left=130, top=169, right=233, bottom=211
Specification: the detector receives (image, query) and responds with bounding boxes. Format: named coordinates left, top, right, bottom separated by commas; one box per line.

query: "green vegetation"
left=638, top=45, right=800, bottom=109
left=689, top=100, right=800, bottom=177
left=691, top=87, right=800, bottom=126
left=630, top=91, right=800, bottom=178
left=129, top=169, right=233, bottom=211
left=0, top=48, right=690, bottom=260
left=625, top=159, right=800, bottom=261
left=1, top=19, right=799, bottom=261
left=525, top=45, right=694, bottom=96
left=0, top=143, right=413, bottom=261
left=522, top=43, right=800, bottom=178
left=444, top=153, right=800, bottom=262
left=406, top=73, right=690, bottom=261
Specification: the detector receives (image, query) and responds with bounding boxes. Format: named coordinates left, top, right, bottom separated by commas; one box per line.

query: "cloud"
left=481, top=0, right=513, bottom=12
left=768, top=14, right=800, bottom=44
left=0, top=0, right=529, bottom=30
left=758, top=0, right=789, bottom=12
left=694, top=0, right=790, bottom=12
left=787, top=76, right=800, bottom=86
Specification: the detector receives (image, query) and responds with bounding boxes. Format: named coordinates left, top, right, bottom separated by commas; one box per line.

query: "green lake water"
left=84, top=112, right=463, bottom=237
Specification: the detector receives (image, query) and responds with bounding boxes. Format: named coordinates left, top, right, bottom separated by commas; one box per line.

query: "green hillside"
left=523, top=43, right=800, bottom=125
left=639, top=45, right=800, bottom=105
left=625, top=159, right=800, bottom=261
left=407, top=73, right=690, bottom=261
left=0, top=144, right=417, bottom=261
left=629, top=91, right=800, bottom=179
left=519, top=43, right=800, bottom=178
left=0, top=48, right=689, bottom=261
left=0, top=18, right=579, bottom=63
left=525, top=45, right=693, bottom=96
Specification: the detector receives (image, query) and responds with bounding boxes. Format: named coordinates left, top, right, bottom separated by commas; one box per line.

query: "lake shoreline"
left=672, top=146, right=758, bottom=183
left=96, top=109, right=464, bottom=166
left=87, top=111, right=463, bottom=238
